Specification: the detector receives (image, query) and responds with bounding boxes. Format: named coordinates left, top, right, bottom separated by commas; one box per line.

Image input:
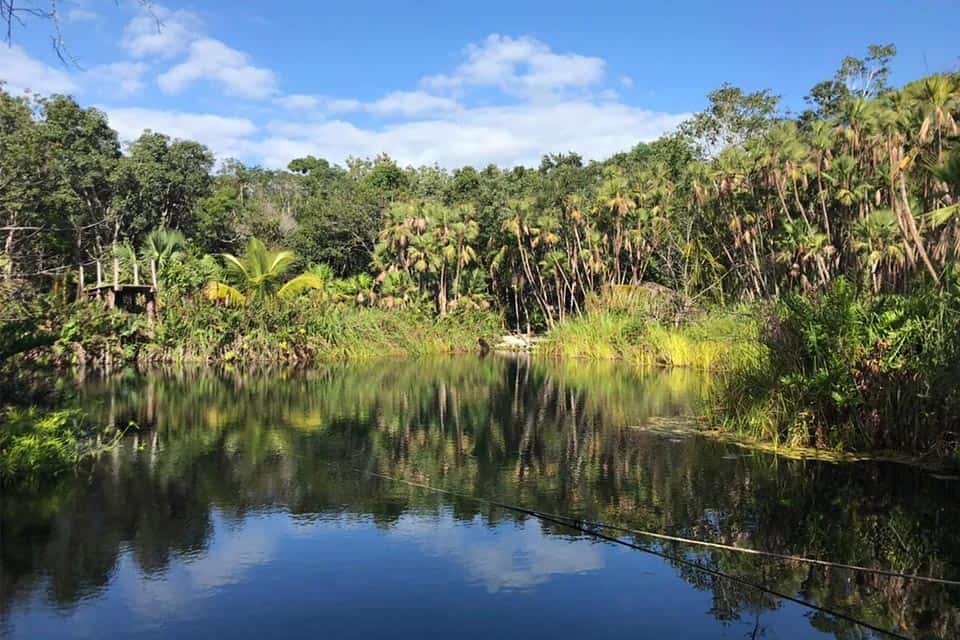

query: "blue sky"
left=1, top=0, right=957, bottom=168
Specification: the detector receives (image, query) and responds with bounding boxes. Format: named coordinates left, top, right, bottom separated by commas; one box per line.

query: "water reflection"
left=392, top=514, right=605, bottom=592
left=1, top=355, right=958, bottom=638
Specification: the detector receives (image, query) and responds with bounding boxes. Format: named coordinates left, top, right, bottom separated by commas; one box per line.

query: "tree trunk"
left=3, top=228, right=14, bottom=280
left=438, top=263, right=447, bottom=315
left=898, top=172, right=940, bottom=284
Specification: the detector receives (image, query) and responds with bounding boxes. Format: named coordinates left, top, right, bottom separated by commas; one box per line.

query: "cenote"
left=1, top=355, right=958, bottom=639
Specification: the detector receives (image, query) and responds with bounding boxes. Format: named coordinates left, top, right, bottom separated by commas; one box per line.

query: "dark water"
left=2, top=356, right=958, bottom=639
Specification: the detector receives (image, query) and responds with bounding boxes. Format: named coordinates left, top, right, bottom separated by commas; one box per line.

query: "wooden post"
left=113, top=257, right=119, bottom=290
left=133, top=261, right=140, bottom=286
left=96, top=260, right=103, bottom=287
left=78, top=264, right=85, bottom=300
left=149, top=260, right=159, bottom=324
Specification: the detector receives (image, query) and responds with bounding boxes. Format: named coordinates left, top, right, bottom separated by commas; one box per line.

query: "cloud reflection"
left=392, top=513, right=605, bottom=592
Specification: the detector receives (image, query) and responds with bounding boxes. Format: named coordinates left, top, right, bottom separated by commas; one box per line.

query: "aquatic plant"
left=0, top=408, right=104, bottom=482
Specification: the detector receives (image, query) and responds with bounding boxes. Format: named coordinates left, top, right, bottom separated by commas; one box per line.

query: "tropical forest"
left=2, top=4, right=960, bottom=638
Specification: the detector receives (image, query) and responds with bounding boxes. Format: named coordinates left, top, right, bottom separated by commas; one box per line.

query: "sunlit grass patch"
left=541, top=308, right=761, bottom=372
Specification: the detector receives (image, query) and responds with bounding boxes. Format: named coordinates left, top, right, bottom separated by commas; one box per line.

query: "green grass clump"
left=539, top=313, right=644, bottom=360
left=540, top=308, right=761, bottom=372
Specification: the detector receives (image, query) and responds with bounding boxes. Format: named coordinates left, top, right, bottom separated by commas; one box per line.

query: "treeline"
left=3, top=45, right=958, bottom=331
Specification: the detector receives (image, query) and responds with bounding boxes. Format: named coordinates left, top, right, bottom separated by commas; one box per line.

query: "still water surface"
left=1, top=356, right=958, bottom=639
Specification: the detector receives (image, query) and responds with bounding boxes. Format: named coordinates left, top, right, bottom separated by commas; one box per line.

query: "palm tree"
left=853, top=209, right=906, bottom=292
left=110, top=229, right=187, bottom=285
left=808, top=119, right=837, bottom=243
left=910, top=75, right=959, bottom=161
left=204, top=238, right=323, bottom=305
left=141, top=229, right=187, bottom=268
left=598, top=174, right=636, bottom=284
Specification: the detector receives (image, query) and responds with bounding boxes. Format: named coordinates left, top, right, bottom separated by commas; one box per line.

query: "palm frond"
left=277, top=273, right=325, bottom=299
left=925, top=203, right=960, bottom=229
left=219, top=253, right=250, bottom=280
left=204, top=281, right=247, bottom=306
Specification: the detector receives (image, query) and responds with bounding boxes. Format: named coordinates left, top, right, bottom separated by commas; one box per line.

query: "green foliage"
left=680, top=83, right=781, bottom=154
left=3, top=47, right=960, bottom=456
left=711, top=279, right=960, bottom=454
left=204, top=238, right=322, bottom=304
left=148, top=296, right=500, bottom=364
left=541, top=307, right=760, bottom=372
left=112, top=132, right=214, bottom=241
left=0, top=408, right=95, bottom=482
left=53, top=301, right=148, bottom=367
left=0, top=284, right=58, bottom=359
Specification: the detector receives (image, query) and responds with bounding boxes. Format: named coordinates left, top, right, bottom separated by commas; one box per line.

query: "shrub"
left=710, top=278, right=960, bottom=455
left=144, top=294, right=501, bottom=364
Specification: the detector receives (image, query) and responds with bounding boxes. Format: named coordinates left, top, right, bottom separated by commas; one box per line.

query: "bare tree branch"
left=1, top=1, right=156, bottom=67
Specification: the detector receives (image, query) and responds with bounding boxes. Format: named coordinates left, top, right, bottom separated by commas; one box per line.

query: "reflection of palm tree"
left=9, top=358, right=959, bottom=639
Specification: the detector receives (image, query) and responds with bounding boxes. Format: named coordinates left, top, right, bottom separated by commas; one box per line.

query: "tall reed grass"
left=540, top=308, right=762, bottom=372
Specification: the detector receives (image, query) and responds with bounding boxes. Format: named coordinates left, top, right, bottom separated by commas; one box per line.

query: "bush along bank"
left=43, top=297, right=502, bottom=368
left=708, top=278, right=960, bottom=459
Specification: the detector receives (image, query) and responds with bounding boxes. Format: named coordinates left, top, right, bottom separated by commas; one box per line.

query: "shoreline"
left=7, top=345, right=958, bottom=483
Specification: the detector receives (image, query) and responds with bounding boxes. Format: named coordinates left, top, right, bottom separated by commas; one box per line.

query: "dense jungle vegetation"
left=3, top=44, right=960, bottom=472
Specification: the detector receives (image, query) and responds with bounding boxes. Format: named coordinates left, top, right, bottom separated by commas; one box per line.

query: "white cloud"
left=364, top=91, right=460, bottom=117
left=157, top=38, right=277, bottom=99
left=276, top=91, right=458, bottom=117
left=320, top=90, right=460, bottom=118
left=76, top=30, right=684, bottom=171
left=423, top=34, right=606, bottom=98
left=86, top=62, right=149, bottom=96
left=0, top=45, right=78, bottom=95
left=102, top=107, right=257, bottom=159
left=275, top=93, right=322, bottom=110
left=121, top=6, right=201, bottom=59
left=325, top=98, right=362, bottom=113
left=247, top=35, right=683, bottom=168
left=260, top=100, right=687, bottom=169
left=67, top=8, right=98, bottom=22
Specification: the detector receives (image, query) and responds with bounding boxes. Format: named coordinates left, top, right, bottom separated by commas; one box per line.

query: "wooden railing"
left=79, top=258, right=159, bottom=292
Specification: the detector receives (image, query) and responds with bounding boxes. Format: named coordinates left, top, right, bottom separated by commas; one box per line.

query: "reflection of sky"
left=119, top=511, right=278, bottom=619
left=390, top=513, right=604, bottom=592
left=4, top=508, right=847, bottom=640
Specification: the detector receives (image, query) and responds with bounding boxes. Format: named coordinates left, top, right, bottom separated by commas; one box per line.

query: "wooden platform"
left=79, top=258, right=159, bottom=320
